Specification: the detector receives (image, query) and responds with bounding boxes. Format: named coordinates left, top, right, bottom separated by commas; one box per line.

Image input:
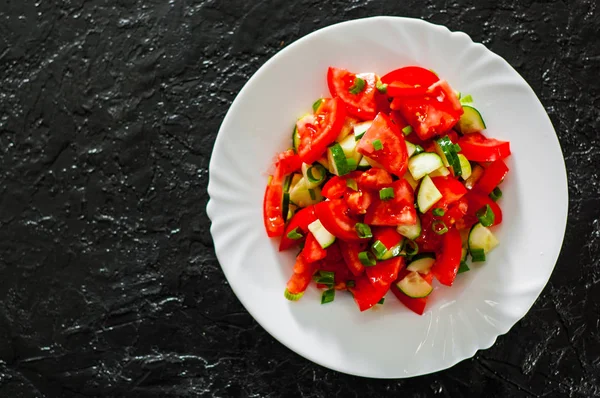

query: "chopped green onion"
left=313, top=270, right=335, bottom=286
left=432, top=208, right=445, bottom=217
left=371, top=240, right=388, bottom=259
left=349, top=77, right=366, bottom=94
left=453, top=143, right=461, bottom=152
left=346, top=178, right=358, bottom=191
left=284, top=288, right=304, bottom=301
left=312, top=98, right=324, bottom=112
left=402, top=125, right=413, bottom=135
left=355, top=223, right=373, bottom=239
left=372, top=139, right=383, bottom=151
left=376, top=81, right=388, bottom=94
left=413, top=145, right=425, bottom=156
left=286, top=227, right=304, bottom=240
left=460, top=94, right=473, bottom=104
left=346, top=158, right=358, bottom=171
left=346, top=280, right=356, bottom=288
left=470, top=248, right=486, bottom=262
left=490, top=187, right=503, bottom=201
left=402, top=239, right=419, bottom=256
left=321, top=288, right=335, bottom=304
left=458, top=261, right=470, bottom=274
left=358, top=251, right=377, bottom=266
left=432, top=220, right=448, bottom=235
left=306, top=164, right=326, bottom=184
left=436, top=135, right=462, bottom=177
left=379, top=187, right=395, bottom=201
left=377, top=297, right=385, bottom=305
left=308, top=188, right=316, bottom=200
left=476, top=204, right=495, bottom=227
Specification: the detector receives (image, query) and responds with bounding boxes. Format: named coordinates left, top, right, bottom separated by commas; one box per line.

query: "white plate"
left=207, top=17, right=568, bottom=378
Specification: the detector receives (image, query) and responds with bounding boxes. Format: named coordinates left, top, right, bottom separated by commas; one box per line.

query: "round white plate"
left=207, top=17, right=568, bottom=378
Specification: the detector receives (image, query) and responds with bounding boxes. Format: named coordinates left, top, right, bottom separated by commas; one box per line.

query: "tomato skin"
left=287, top=256, right=318, bottom=294
left=357, top=168, right=393, bottom=191
left=296, top=97, right=346, bottom=164
left=365, top=256, right=404, bottom=289
left=327, top=67, right=379, bottom=120
left=321, top=171, right=363, bottom=199
left=381, top=66, right=440, bottom=87
left=416, top=213, right=443, bottom=252
left=279, top=206, right=317, bottom=251
left=263, top=150, right=302, bottom=237
left=301, top=232, right=327, bottom=263
left=314, top=199, right=366, bottom=241
left=338, top=240, right=367, bottom=277
left=464, top=191, right=503, bottom=226
left=346, top=190, right=374, bottom=215
left=364, top=179, right=417, bottom=226
left=372, top=226, right=403, bottom=250
left=431, top=227, right=462, bottom=286
left=474, top=160, right=509, bottom=195
left=386, top=82, right=428, bottom=97
left=356, top=113, right=409, bottom=177
left=391, top=270, right=434, bottom=315
left=458, top=133, right=511, bottom=162
left=442, top=197, right=469, bottom=227
left=348, top=275, right=390, bottom=312
left=430, top=176, right=468, bottom=209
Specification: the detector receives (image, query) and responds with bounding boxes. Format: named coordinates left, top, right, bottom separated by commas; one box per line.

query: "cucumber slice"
left=354, top=121, right=372, bottom=141
left=287, top=204, right=297, bottom=221
left=396, top=271, right=433, bottom=298
left=459, top=105, right=486, bottom=134
left=468, top=223, right=499, bottom=254
left=406, top=254, right=435, bottom=273
left=288, top=173, right=302, bottom=192
left=327, top=143, right=351, bottom=176
left=338, top=134, right=362, bottom=163
left=357, top=156, right=371, bottom=170
left=434, top=140, right=451, bottom=167
left=429, top=166, right=450, bottom=178
left=308, top=219, right=336, bottom=249
left=380, top=241, right=404, bottom=260
left=403, top=172, right=419, bottom=190
left=406, top=141, right=417, bottom=158
left=417, top=175, right=442, bottom=213
left=397, top=215, right=421, bottom=240
left=301, top=163, right=326, bottom=188
left=289, top=177, right=323, bottom=207
left=292, top=125, right=300, bottom=152
left=363, top=155, right=384, bottom=169
left=408, top=153, right=444, bottom=180
left=457, top=154, right=472, bottom=180
left=336, top=117, right=358, bottom=142
left=464, top=164, right=484, bottom=190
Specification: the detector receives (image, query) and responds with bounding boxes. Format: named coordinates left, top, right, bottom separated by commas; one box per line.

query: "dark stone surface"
left=0, top=0, right=598, bottom=396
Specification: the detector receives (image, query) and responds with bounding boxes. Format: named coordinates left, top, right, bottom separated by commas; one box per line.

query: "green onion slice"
left=349, top=77, right=366, bottom=94
left=307, top=164, right=326, bottom=184
left=346, top=178, right=358, bottom=191
left=432, top=208, right=445, bottom=217
left=372, top=139, right=383, bottom=151
left=413, top=145, right=425, bottom=156
left=402, top=125, right=413, bottom=135
left=321, top=288, right=335, bottom=304
left=284, top=288, right=304, bottom=301
left=379, top=187, right=395, bottom=201
left=476, top=204, right=495, bottom=227
left=458, top=261, right=470, bottom=274
left=402, top=239, right=419, bottom=256
left=312, top=98, right=324, bottom=112
left=432, top=220, right=448, bottom=235
left=358, top=251, right=377, bottom=266
left=376, top=81, right=388, bottom=94
left=286, top=227, right=303, bottom=240
left=470, top=248, right=486, bottom=262
left=371, top=240, right=388, bottom=259
left=313, top=270, right=335, bottom=286
left=460, top=94, right=473, bottom=104
left=489, top=187, right=503, bottom=201
left=355, top=223, right=373, bottom=239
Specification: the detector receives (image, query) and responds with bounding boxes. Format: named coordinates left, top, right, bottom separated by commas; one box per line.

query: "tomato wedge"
left=346, top=189, right=374, bottom=216
left=381, top=66, right=440, bottom=87
left=286, top=256, right=318, bottom=294
left=327, top=67, right=379, bottom=120
left=357, top=168, right=393, bottom=191
left=321, top=171, right=362, bottom=199
left=474, top=160, right=509, bottom=195
left=458, top=132, right=511, bottom=162
left=392, top=270, right=434, bottom=315
left=364, top=179, right=417, bottom=226
left=431, top=176, right=468, bottom=209
left=356, top=112, right=409, bottom=177
left=365, top=256, right=404, bottom=289
left=372, top=226, right=403, bottom=250
left=263, top=150, right=302, bottom=237
left=296, top=97, right=346, bottom=164
left=301, top=232, right=328, bottom=263
left=279, top=206, right=317, bottom=251
left=416, top=213, right=443, bottom=252
left=314, top=199, right=366, bottom=241
left=431, top=227, right=462, bottom=286
left=464, top=191, right=503, bottom=226
left=338, top=240, right=367, bottom=277
left=442, top=197, right=469, bottom=228
left=348, top=275, right=390, bottom=312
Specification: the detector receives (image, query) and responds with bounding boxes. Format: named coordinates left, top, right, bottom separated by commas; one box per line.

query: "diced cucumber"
left=289, top=177, right=323, bottom=207
left=380, top=241, right=404, bottom=260
left=327, top=143, right=351, bottom=176
left=301, top=163, right=326, bottom=189
left=435, top=136, right=462, bottom=176
left=338, top=134, right=362, bottom=163
left=406, top=141, right=417, bottom=158
left=406, top=254, right=435, bottom=273
left=408, top=153, right=444, bottom=180
left=417, top=175, right=442, bottom=213
left=292, top=125, right=300, bottom=152
left=354, top=121, right=372, bottom=141
left=336, top=117, right=358, bottom=142
left=363, top=155, right=384, bottom=169
left=457, top=154, right=472, bottom=180
left=288, top=173, right=303, bottom=192
left=429, top=166, right=450, bottom=178
left=396, top=271, right=433, bottom=298
left=468, top=223, right=499, bottom=254
left=287, top=203, right=297, bottom=221
left=357, top=156, right=371, bottom=170
left=464, top=163, right=484, bottom=190
left=458, top=105, right=486, bottom=134
left=397, top=215, right=421, bottom=240
left=434, top=140, right=450, bottom=167
left=308, top=219, right=336, bottom=249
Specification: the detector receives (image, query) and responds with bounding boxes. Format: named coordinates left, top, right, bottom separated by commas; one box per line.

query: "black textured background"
left=0, top=0, right=599, bottom=397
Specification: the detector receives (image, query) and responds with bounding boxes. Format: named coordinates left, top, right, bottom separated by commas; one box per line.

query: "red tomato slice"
left=391, top=97, right=462, bottom=141
left=286, top=256, right=318, bottom=294
left=338, top=240, right=367, bottom=277
left=431, top=227, right=462, bottom=286
left=325, top=242, right=344, bottom=263
left=356, top=113, right=409, bottom=177
left=346, top=189, right=374, bottom=216
left=381, top=66, right=440, bottom=87
left=296, top=97, right=346, bottom=164
left=263, top=150, right=301, bottom=237
left=357, top=168, right=393, bottom=191
left=327, top=67, right=379, bottom=120
left=348, top=275, right=390, bottom=312
left=321, top=171, right=362, bottom=199
left=314, top=199, right=366, bottom=241
left=442, top=197, right=469, bottom=227
left=431, top=176, right=468, bottom=209
left=416, top=213, right=443, bottom=252
left=458, top=133, right=511, bottom=162
left=464, top=191, right=503, bottom=226
left=474, top=160, right=509, bottom=195
left=372, top=226, right=403, bottom=250
left=427, top=80, right=463, bottom=113
left=279, top=206, right=316, bottom=251
left=391, top=270, right=434, bottom=315
left=301, top=232, right=327, bottom=263
left=365, top=256, right=404, bottom=289
left=364, top=179, right=417, bottom=226
left=318, top=258, right=352, bottom=285
left=386, top=82, right=428, bottom=97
